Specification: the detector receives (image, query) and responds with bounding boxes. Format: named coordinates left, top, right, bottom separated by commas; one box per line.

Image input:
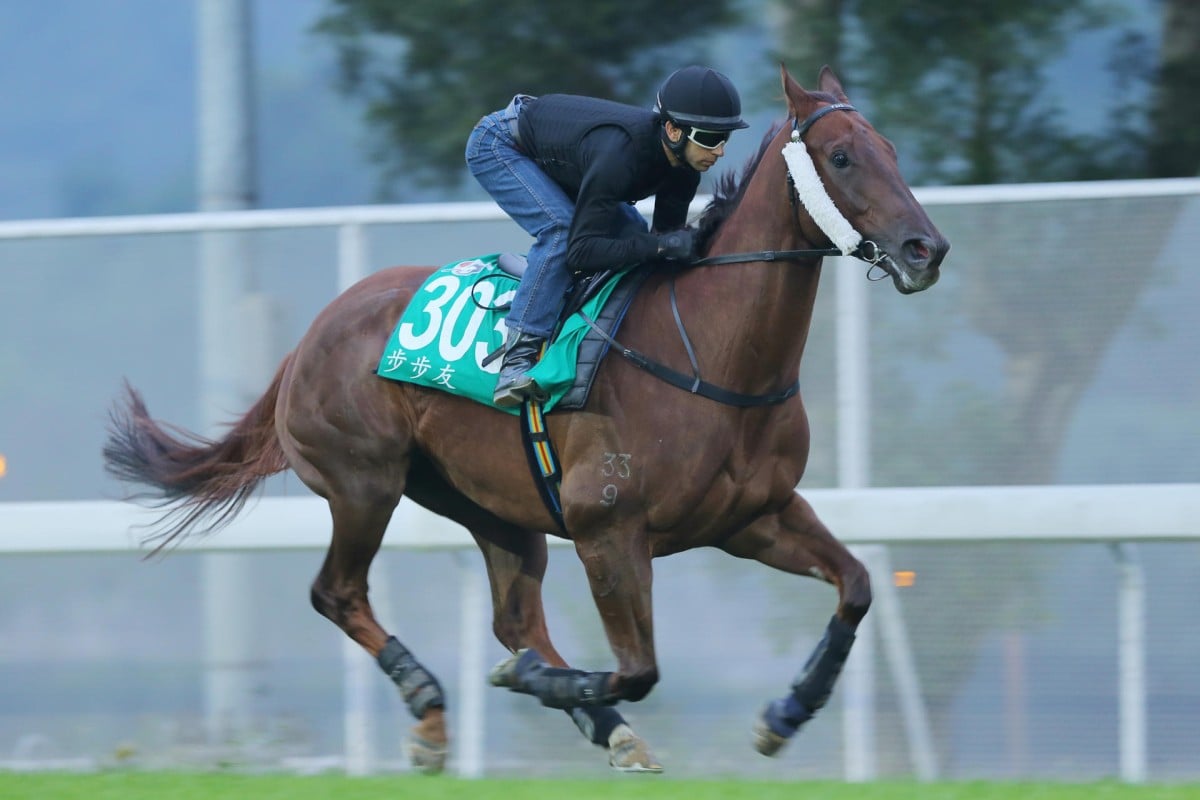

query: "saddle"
left=491, top=254, right=649, bottom=410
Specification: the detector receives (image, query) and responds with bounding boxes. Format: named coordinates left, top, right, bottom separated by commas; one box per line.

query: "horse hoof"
left=752, top=699, right=798, bottom=757
left=407, top=732, right=448, bottom=774
left=752, top=716, right=789, bottom=757
left=608, top=724, right=663, bottom=773
left=488, top=647, right=539, bottom=688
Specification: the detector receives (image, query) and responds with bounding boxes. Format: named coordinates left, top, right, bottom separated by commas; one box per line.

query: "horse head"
left=781, top=65, right=949, bottom=293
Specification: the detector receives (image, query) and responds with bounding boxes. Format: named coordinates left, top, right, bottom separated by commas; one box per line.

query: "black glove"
left=656, top=229, right=695, bottom=262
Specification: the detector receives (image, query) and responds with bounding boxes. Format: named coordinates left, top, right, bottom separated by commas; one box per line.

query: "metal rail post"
left=836, top=255, right=876, bottom=781
left=1112, top=543, right=1147, bottom=783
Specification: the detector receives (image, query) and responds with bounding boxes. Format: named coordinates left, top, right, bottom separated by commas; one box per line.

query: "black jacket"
left=517, top=94, right=699, bottom=272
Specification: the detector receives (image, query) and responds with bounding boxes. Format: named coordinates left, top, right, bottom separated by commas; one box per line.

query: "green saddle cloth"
left=376, top=254, right=628, bottom=414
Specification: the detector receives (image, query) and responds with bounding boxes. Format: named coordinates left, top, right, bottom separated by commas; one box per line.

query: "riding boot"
left=492, top=330, right=549, bottom=408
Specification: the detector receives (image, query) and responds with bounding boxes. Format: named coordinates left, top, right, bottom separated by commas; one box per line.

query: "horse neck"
left=686, top=137, right=826, bottom=385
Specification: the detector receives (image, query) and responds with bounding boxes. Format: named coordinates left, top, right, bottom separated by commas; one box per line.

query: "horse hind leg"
left=720, top=493, right=872, bottom=758
left=308, top=489, right=449, bottom=773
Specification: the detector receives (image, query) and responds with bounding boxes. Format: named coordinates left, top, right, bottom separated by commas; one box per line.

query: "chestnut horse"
left=103, top=66, right=947, bottom=773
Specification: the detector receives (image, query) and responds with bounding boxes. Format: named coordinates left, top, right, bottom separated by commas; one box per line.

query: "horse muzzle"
left=882, top=234, right=949, bottom=294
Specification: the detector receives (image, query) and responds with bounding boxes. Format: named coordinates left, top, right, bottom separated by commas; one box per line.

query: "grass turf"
left=1, top=774, right=1198, bottom=800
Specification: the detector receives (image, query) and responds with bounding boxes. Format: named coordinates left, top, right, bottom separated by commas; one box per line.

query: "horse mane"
left=694, top=120, right=787, bottom=253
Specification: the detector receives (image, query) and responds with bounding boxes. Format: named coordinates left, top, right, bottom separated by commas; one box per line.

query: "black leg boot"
left=492, top=330, right=548, bottom=407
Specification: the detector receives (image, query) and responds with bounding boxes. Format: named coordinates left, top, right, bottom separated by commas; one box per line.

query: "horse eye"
left=831, top=151, right=850, bottom=169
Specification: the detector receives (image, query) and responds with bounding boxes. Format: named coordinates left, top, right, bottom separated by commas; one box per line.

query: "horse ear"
left=818, top=65, right=851, bottom=103
left=780, top=63, right=810, bottom=118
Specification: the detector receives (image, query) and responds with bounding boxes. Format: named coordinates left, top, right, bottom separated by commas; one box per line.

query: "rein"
left=691, top=239, right=891, bottom=272
left=584, top=101, right=890, bottom=408
left=691, top=246, right=840, bottom=267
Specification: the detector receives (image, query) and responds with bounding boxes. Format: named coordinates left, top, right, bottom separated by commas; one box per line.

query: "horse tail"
left=103, top=353, right=294, bottom=552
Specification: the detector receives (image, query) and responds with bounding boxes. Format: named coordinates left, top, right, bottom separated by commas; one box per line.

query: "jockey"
left=466, top=65, right=749, bottom=408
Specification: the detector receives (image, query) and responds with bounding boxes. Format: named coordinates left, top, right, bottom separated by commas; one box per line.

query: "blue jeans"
left=465, top=98, right=645, bottom=339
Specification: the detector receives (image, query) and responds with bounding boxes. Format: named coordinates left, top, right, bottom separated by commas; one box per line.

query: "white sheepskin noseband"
left=781, top=130, right=863, bottom=256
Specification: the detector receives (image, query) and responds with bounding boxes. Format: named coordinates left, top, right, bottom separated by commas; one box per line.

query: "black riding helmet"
left=655, top=65, right=749, bottom=161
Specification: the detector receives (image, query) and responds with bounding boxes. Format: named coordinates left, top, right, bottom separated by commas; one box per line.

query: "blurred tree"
left=762, top=0, right=1147, bottom=488
left=764, top=1, right=1159, bottom=487
left=772, top=0, right=845, bottom=76
left=756, top=0, right=845, bottom=104
left=1147, top=0, right=1200, bottom=176
left=313, top=0, right=740, bottom=192
left=840, top=0, right=1192, bottom=489
left=850, top=0, right=1114, bottom=185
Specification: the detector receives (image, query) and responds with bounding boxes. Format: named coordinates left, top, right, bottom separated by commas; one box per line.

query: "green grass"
left=1, top=774, right=1198, bottom=800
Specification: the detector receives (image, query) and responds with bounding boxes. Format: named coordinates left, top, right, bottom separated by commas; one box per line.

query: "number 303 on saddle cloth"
left=376, top=254, right=629, bottom=414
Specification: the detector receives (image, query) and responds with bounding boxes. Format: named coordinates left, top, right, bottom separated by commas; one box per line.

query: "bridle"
left=691, top=102, right=893, bottom=281
left=578, top=101, right=897, bottom=407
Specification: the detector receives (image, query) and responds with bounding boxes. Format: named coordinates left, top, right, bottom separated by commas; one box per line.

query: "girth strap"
left=520, top=399, right=567, bottom=534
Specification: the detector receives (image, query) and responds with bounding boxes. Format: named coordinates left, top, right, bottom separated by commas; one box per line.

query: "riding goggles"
left=686, top=127, right=731, bottom=150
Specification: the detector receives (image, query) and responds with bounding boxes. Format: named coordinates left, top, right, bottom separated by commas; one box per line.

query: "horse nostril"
left=904, top=238, right=932, bottom=265
left=903, top=236, right=948, bottom=268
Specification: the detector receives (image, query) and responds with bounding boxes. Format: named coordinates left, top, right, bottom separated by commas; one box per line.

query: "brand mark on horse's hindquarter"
left=600, top=453, right=633, bottom=506
left=601, top=453, right=633, bottom=479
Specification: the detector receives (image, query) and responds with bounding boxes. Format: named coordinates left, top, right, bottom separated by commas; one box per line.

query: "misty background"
left=0, top=0, right=1167, bottom=222
left=1, top=0, right=1198, bottom=782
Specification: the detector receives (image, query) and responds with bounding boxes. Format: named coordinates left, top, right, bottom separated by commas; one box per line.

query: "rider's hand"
left=656, top=229, right=695, bottom=262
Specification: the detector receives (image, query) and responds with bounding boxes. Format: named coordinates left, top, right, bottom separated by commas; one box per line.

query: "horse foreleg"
left=474, top=529, right=661, bottom=772
left=490, top=528, right=659, bottom=705
left=721, top=493, right=872, bottom=757
left=309, top=494, right=448, bottom=773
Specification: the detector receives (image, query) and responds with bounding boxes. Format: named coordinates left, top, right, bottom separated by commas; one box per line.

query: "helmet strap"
left=661, top=120, right=691, bottom=166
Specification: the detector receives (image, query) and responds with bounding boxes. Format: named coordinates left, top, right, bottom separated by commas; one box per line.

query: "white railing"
left=3, top=484, right=1197, bottom=554
left=4, top=175, right=1200, bottom=289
